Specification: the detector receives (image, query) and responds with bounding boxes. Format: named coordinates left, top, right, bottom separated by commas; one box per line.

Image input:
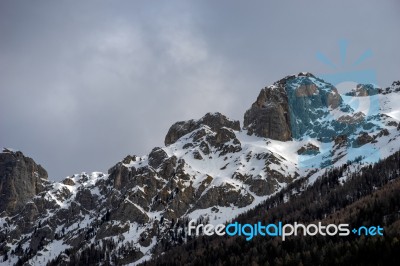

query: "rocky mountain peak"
left=297, top=71, right=316, bottom=78
left=383, top=80, right=400, bottom=94
left=243, top=81, right=292, bottom=141
left=243, top=73, right=383, bottom=142
left=243, top=73, right=323, bottom=141
left=164, top=112, right=240, bottom=145
left=0, top=149, right=48, bottom=215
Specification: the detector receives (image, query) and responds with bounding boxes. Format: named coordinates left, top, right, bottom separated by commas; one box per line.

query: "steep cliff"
left=0, top=149, right=48, bottom=216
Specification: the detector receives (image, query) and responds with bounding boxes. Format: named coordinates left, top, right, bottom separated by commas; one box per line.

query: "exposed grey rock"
left=297, top=72, right=316, bottom=78
left=164, top=119, right=197, bottom=146
left=198, top=112, right=240, bottom=133
left=29, top=225, right=53, bottom=252
left=243, top=85, right=292, bottom=141
left=182, top=143, right=194, bottom=149
left=297, top=143, right=320, bottom=155
left=191, top=128, right=208, bottom=142
left=204, top=127, right=242, bottom=156
left=337, top=112, right=365, bottom=124
left=159, top=155, right=177, bottom=179
left=199, top=141, right=210, bottom=155
left=96, top=223, right=129, bottom=240
left=62, top=177, right=75, bottom=186
left=164, top=186, right=194, bottom=219
left=215, top=127, right=237, bottom=145
left=108, top=162, right=131, bottom=190
left=333, top=135, right=348, bottom=148
left=246, top=179, right=276, bottom=196
left=112, top=201, right=149, bottom=224
left=346, top=84, right=379, bottom=96
left=194, top=184, right=253, bottom=209
left=193, top=150, right=203, bottom=160
left=375, top=128, right=389, bottom=138
left=148, top=147, right=168, bottom=169
left=218, top=142, right=242, bottom=156
left=122, top=155, right=137, bottom=164
left=165, top=112, right=240, bottom=145
left=355, top=132, right=374, bottom=146
left=75, top=189, right=97, bottom=210
left=175, top=159, right=190, bottom=180
left=0, top=150, right=48, bottom=215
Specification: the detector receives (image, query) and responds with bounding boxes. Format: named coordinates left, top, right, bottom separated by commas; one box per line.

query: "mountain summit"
left=245, top=72, right=384, bottom=142
left=1, top=73, right=399, bottom=265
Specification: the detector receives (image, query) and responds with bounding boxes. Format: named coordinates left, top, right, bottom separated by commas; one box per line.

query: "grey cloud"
left=1, top=0, right=399, bottom=180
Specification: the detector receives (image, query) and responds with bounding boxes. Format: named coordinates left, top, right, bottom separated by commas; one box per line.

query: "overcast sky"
left=1, top=0, right=399, bottom=181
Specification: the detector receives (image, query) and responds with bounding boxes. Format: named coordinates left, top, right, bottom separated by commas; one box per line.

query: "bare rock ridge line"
left=164, top=112, right=240, bottom=145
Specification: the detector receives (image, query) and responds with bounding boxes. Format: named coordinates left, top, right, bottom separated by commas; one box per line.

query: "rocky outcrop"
left=379, top=81, right=400, bottom=95
left=109, top=161, right=132, bottom=190
left=62, top=177, right=75, bottom=186
left=193, top=150, right=203, bottom=160
left=297, top=143, right=320, bottom=155
left=112, top=201, right=149, bottom=224
left=246, top=179, right=276, bottom=196
left=75, top=189, right=97, bottom=210
left=346, top=84, right=379, bottom=96
left=207, top=127, right=242, bottom=156
left=337, top=112, right=365, bottom=124
left=148, top=147, right=168, bottom=169
left=333, top=135, right=347, bottom=146
left=0, top=149, right=48, bottom=215
left=355, top=132, right=374, bottom=147
left=194, top=185, right=253, bottom=209
left=243, top=84, right=292, bottom=141
left=165, top=112, right=240, bottom=145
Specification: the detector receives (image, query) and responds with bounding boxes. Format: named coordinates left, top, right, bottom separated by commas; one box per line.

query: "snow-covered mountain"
left=1, top=73, right=399, bottom=265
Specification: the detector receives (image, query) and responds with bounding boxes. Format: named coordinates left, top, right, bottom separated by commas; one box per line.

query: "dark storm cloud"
left=1, top=0, right=399, bottom=180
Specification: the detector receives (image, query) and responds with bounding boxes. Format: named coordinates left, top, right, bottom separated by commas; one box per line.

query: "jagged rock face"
left=297, top=143, right=320, bottom=155
left=243, top=83, right=292, bottom=141
left=333, top=135, right=348, bottom=147
left=165, top=112, right=240, bottom=145
left=355, top=132, right=374, bottom=147
left=0, top=149, right=48, bottom=215
left=346, top=84, right=379, bottom=96
left=243, top=73, right=343, bottom=141
left=148, top=147, right=168, bottom=169
left=281, top=74, right=344, bottom=140
left=109, top=161, right=132, bottom=190
left=193, top=185, right=253, bottom=209
left=244, top=73, right=385, bottom=143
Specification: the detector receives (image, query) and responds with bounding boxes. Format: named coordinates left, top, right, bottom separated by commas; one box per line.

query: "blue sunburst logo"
left=316, top=39, right=378, bottom=95
left=316, top=39, right=373, bottom=69
left=297, top=40, right=382, bottom=170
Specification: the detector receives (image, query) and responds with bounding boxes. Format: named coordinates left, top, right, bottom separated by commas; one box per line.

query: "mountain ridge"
left=1, top=72, right=399, bottom=265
